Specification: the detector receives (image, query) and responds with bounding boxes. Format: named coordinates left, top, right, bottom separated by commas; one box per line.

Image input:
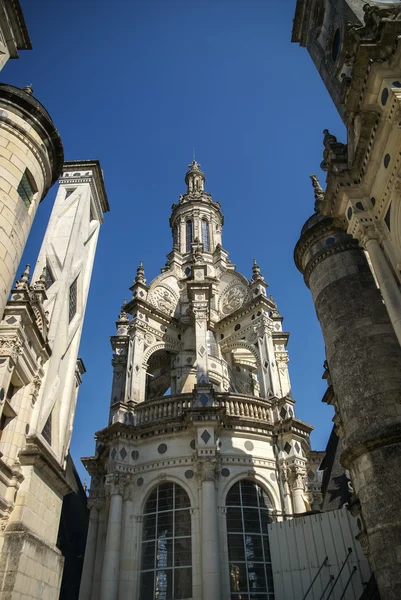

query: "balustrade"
left=133, top=392, right=271, bottom=427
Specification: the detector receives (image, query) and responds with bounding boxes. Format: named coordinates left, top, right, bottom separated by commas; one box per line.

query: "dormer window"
left=201, top=219, right=210, bottom=251
left=186, top=220, right=193, bottom=252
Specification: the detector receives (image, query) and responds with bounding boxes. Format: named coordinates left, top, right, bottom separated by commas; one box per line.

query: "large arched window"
left=226, top=480, right=275, bottom=599
left=201, top=219, right=210, bottom=251
left=140, top=482, right=192, bottom=599
left=186, top=221, right=193, bottom=252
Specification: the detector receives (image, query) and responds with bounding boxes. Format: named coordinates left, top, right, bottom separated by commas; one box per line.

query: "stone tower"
left=0, top=0, right=32, bottom=71
left=0, top=162, right=109, bottom=599
left=0, top=83, right=63, bottom=319
left=80, top=162, right=317, bottom=600
left=292, top=4, right=401, bottom=597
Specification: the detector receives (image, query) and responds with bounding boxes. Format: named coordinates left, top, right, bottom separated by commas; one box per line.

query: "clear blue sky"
left=9, top=0, right=344, bottom=485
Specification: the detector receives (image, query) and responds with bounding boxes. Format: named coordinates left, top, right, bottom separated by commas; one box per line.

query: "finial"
left=33, top=266, right=47, bottom=292
left=252, top=258, right=264, bottom=282
left=310, top=174, right=325, bottom=213
left=118, top=299, right=129, bottom=323
left=193, top=147, right=196, bottom=161
left=16, top=264, right=31, bottom=289
left=135, top=260, right=146, bottom=285
left=22, top=84, right=34, bottom=96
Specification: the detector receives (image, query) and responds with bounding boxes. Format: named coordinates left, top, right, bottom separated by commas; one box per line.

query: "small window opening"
left=69, top=277, right=78, bottom=323
left=45, top=263, right=55, bottom=290
left=65, top=188, right=76, bottom=199
left=201, top=219, right=210, bottom=251
left=17, top=169, right=37, bottom=208
left=42, top=412, right=52, bottom=445
left=186, top=221, right=193, bottom=253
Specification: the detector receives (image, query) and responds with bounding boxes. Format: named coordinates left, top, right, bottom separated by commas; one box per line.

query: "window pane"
left=227, top=483, right=241, bottom=506
left=242, top=508, right=260, bottom=533
left=174, top=538, right=191, bottom=567
left=248, top=564, right=267, bottom=592
left=262, top=536, right=271, bottom=563
left=186, top=221, right=193, bottom=252
left=245, top=534, right=264, bottom=561
left=140, top=570, right=154, bottom=598
left=17, top=169, right=36, bottom=208
left=229, top=563, right=248, bottom=593
left=227, top=507, right=243, bottom=532
left=201, top=220, right=210, bottom=251
left=145, top=489, right=158, bottom=514
left=175, top=486, right=190, bottom=509
left=141, top=541, right=155, bottom=570
left=69, top=278, right=78, bottom=323
left=260, top=510, right=272, bottom=535
left=227, top=534, right=245, bottom=562
left=157, top=511, right=174, bottom=538
left=175, top=509, right=191, bottom=537
left=241, top=481, right=258, bottom=506
left=158, top=483, right=174, bottom=512
left=143, top=514, right=156, bottom=541
left=156, top=536, right=172, bottom=569
left=155, top=569, right=172, bottom=600
left=174, top=567, right=192, bottom=599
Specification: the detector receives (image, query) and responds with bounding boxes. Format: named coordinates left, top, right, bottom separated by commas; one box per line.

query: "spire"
left=135, top=261, right=146, bottom=285
left=118, top=299, right=129, bottom=323
left=15, top=264, right=31, bottom=289
left=310, top=174, right=324, bottom=213
left=252, top=258, right=265, bottom=282
left=185, top=160, right=205, bottom=193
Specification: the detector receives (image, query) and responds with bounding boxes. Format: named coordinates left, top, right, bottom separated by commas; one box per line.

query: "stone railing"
left=134, top=392, right=272, bottom=427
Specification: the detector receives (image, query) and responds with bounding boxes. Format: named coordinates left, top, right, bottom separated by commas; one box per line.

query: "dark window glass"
left=140, top=483, right=192, bottom=599
left=65, top=188, right=76, bottom=199
left=17, top=169, right=37, bottom=208
left=185, top=221, right=193, bottom=252
left=331, top=28, right=341, bottom=62
left=226, top=480, right=275, bottom=600
left=42, top=412, right=52, bottom=445
left=45, top=263, right=55, bottom=290
left=69, top=277, right=78, bottom=323
left=201, top=219, right=210, bottom=251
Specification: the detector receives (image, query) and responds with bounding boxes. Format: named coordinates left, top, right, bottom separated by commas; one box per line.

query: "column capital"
left=196, top=457, right=219, bottom=482
left=105, top=472, right=131, bottom=496
left=355, top=223, right=383, bottom=248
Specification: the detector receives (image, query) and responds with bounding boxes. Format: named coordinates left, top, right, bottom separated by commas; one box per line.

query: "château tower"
left=292, top=2, right=401, bottom=598
left=81, top=162, right=319, bottom=600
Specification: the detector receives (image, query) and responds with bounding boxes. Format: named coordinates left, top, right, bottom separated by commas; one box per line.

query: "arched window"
left=186, top=221, right=193, bottom=253
left=140, top=482, right=192, bottom=599
left=201, top=219, right=210, bottom=251
left=226, top=480, right=275, bottom=599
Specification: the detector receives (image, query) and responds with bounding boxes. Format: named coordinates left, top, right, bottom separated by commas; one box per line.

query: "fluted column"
left=118, top=480, right=134, bottom=600
left=199, top=460, right=221, bottom=600
left=100, top=474, right=124, bottom=600
left=360, top=228, right=401, bottom=346
left=79, top=502, right=99, bottom=600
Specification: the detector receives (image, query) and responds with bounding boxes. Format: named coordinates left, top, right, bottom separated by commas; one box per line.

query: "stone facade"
left=0, top=83, right=63, bottom=320
left=0, top=163, right=109, bottom=599
left=292, top=3, right=401, bottom=598
left=0, top=0, right=31, bottom=71
left=80, top=163, right=319, bottom=600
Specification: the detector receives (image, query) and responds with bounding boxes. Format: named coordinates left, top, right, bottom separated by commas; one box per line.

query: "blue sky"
left=9, top=0, right=344, bottom=484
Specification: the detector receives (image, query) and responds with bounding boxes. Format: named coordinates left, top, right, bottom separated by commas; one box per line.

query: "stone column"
left=0, top=349, right=17, bottom=422
left=295, top=214, right=401, bottom=600
left=91, top=505, right=107, bottom=600
left=199, top=460, right=221, bottom=600
left=361, top=228, right=401, bottom=346
left=127, top=329, right=146, bottom=403
left=79, top=502, right=99, bottom=600
left=100, top=475, right=124, bottom=600
left=118, top=481, right=134, bottom=600
left=290, top=468, right=306, bottom=514
left=180, top=217, right=186, bottom=254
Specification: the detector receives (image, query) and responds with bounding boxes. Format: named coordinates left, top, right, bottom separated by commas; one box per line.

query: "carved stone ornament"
left=148, top=286, right=177, bottom=315
left=196, top=458, right=218, bottom=482
left=220, top=284, right=246, bottom=315
left=0, top=337, right=23, bottom=361
left=31, top=373, right=42, bottom=405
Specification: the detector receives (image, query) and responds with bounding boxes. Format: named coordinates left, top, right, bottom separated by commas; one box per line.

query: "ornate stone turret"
left=81, top=162, right=317, bottom=600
